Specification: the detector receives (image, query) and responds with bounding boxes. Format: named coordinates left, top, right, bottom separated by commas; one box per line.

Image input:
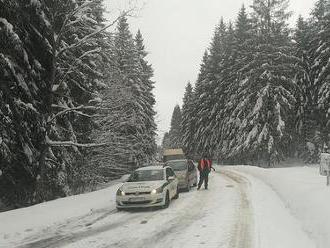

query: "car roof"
left=137, top=166, right=165, bottom=171
left=163, top=148, right=184, bottom=156
left=165, top=159, right=187, bottom=163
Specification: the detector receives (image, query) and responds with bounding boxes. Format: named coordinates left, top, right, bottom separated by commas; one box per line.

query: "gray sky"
left=104, top=0, right=316, bottom=143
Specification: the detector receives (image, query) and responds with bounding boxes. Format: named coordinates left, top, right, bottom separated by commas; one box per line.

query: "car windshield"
left=166, top=161, right=187, bottom=171
left=127, top=169, right=164, bottom=182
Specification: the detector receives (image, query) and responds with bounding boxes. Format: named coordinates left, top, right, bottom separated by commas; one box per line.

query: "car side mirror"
left=168, top=176, right=175, bottom=181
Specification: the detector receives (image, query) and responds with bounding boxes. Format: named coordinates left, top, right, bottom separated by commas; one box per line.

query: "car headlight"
left=151, top=187, right=163, bottom=194
left=116, top=188, right=125, bottom=196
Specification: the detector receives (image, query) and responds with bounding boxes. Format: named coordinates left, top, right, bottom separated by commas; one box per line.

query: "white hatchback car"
left=116, top=166, right=179, bottom=210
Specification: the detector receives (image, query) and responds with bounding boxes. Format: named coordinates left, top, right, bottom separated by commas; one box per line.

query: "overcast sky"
left=104, top=0, right=316, bottom=143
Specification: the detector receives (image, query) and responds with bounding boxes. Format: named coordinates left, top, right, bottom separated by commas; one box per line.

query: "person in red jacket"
left=197, top=156, right=215, bottom=190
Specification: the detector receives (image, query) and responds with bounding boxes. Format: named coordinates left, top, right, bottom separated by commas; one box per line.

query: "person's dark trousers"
left=197, top=173, right=204, bottom=189
left=198, top=171, right=210, bottom=189
left=204, top=173, right=209, bottom=189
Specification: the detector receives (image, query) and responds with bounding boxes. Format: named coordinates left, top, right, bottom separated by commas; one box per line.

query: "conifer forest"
left=0, top=0, right=156, bottom=208
left=1, top=0, right=330, bottom=210
left=165, top=0, right=330, bottom=167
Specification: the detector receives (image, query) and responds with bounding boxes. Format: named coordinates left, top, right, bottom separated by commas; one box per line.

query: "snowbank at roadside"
left=225, top=164, right=330, bottom=248
left=0, top=181, right=121, bottom=246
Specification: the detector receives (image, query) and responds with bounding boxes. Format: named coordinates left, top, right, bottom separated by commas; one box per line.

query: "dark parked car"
left=164, top=159, right=197, bottom=191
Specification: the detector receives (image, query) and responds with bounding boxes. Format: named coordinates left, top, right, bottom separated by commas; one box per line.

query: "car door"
left=166, top=168, right=177, bottom=198
left=188, top=160, right=197, bottom=184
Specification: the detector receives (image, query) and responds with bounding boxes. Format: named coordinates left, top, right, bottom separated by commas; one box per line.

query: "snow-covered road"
left=1, top=166, right=320, bottom=248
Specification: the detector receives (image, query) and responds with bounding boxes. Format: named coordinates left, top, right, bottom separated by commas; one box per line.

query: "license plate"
left=129, top=197, right=145, bottom=202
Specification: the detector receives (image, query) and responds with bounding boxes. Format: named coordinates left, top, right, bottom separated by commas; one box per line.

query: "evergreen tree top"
left=115, top=15, right=133, bottom=41
left=201, top=50, right=209, bottom=65
left=228, top=21, right=234, bottom=33
left=311, top=0, right=327, bottom=22
left=183, top=82, right=193, bottom=106
left=135, top=29, right=149, bottom=60
left=236, top=4, right=252, bottom=35
left=195, top=50, right=209, bottom=92
left=251, top=0, right=292, bottom=35
left=211, top=18, right=226, bottom=47
left=185, top=81, right=193, bottom=92
left=135, top=30, right=145, bottom=51
left=170, top=105, right=182, bottom=129
left=295, top=15, right=309, bottom=37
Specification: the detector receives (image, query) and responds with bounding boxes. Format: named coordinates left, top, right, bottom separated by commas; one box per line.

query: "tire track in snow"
left=221, top=170, right=254, bottom=248
left=17, top=209, right=145, bottom=248
left=123, top=191, right=210, bottom=248
left=18, top=170, right=253, bottom=248
left=111, top=172, right=239, bottom=248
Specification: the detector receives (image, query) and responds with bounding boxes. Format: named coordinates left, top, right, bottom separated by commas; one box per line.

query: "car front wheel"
left=173, top=187, right=179, bottom=199
left=162, top=191, right=170, bottom=209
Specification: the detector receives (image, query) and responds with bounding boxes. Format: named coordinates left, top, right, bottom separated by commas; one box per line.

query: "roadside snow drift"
left=226, top=165, right=330, bottom=248
left=0, top=182, right=120, bottom=247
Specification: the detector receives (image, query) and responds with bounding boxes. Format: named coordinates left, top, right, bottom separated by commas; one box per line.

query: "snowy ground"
left=0, top=164, right=329, bottom=248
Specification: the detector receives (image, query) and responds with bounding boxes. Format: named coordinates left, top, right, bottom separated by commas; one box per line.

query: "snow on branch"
left=47, top=140, right=108, bottom=148
left=54, top=47, right=102, bottom=90
left=55, top=0, right=95, bottom=45
left=48, top=104, right=127, bottom=123
left=56, top=10, right=132, bottom=58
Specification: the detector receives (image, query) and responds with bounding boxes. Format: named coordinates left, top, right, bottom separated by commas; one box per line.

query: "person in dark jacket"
left=197, top=156, right=215, bottom=190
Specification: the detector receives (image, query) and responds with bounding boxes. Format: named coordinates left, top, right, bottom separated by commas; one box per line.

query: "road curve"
left=18, top=168, right=255, bottom=248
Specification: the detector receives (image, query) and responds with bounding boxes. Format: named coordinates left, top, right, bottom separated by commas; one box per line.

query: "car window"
left=165, top=161, right=187, bottom=171
left=188, top=161, right=195, bottom=171
left=168, top=168, right=175, bottom=176
left=166, top=168, right=175, bottom=178
left=127, top=169, right=164, bottom=182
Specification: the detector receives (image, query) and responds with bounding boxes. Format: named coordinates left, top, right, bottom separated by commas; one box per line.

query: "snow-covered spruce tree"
left=181, top=82, right=195, bottom=158
left=196, top=51, right=210, bottom=91
left=168, top=105, right=183, bottom=148
left=86, top=27, right=157, bottom=179
left=109, top=16, right=154, bottom=169
left=162, top=132, right=171, bottom=149
left=228, top=0, right=297, bottom=166
left=219, top=5, right=255, bottom=163
left=207, top=22, right=237, bottom=156
left=312, top=0, right=330, bottom=150
left=0, top=0, right=126, bottom=206
left=291, top=0, right=330, bottom=163
left=34, top=0, right=121, bottom=201
left=85, top=75, right=137, bottom=179
left=188, top=51, right=209, bottom=156
left=308, top=0, right=327, bottom=111
left=293, top=16, right=319, bottom=162
left=134, top=30, right=157, bottom=161
left=192, top=20, right=228, bottom=156
left=0, top=0, right=52, bottom=206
